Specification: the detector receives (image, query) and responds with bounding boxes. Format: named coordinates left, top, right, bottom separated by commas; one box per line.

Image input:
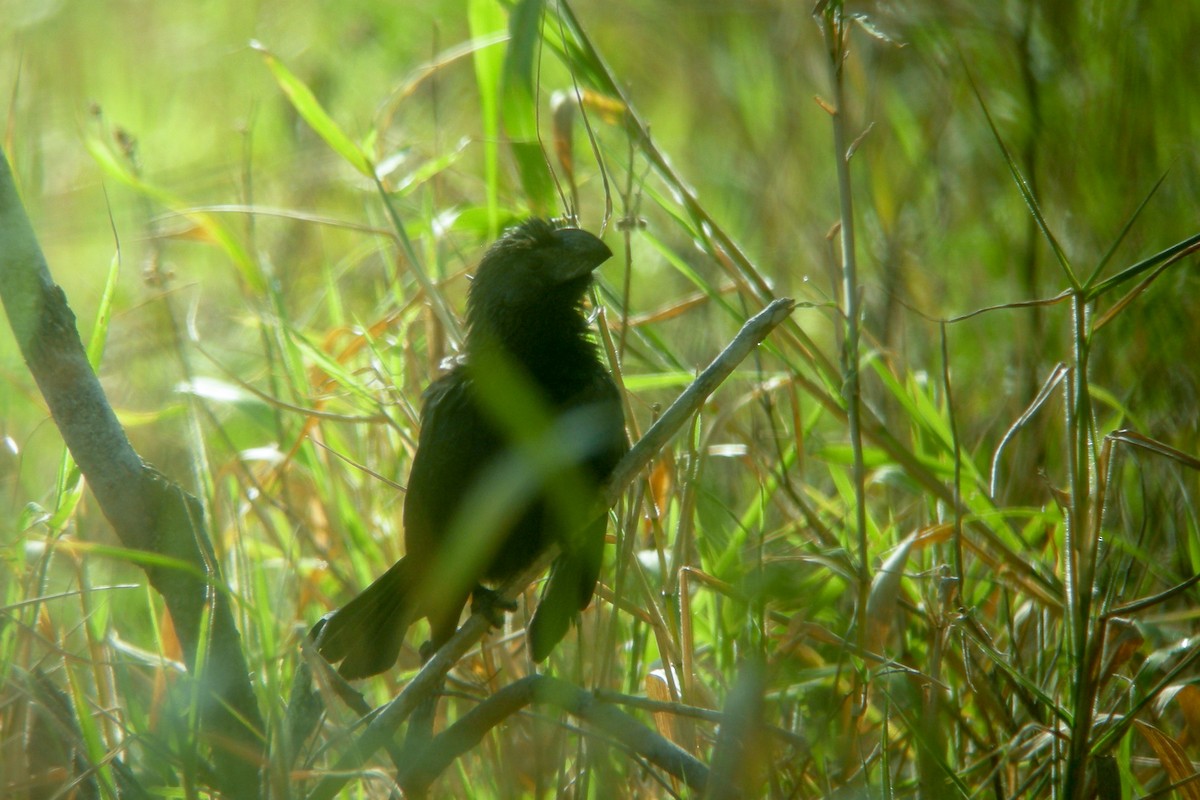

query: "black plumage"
left=317, top=219, right=627, bottom=678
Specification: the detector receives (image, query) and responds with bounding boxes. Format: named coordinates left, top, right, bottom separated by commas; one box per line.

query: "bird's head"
left=467, top=219, right=612, bottom=319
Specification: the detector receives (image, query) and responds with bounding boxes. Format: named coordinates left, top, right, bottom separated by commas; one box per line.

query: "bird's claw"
left=471, top=586, right=517, bottom=627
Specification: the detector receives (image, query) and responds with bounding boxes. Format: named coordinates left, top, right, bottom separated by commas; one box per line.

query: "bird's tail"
left=315, top=557, right=416, bottom=679
left=528, top=515, right=607, bottom=662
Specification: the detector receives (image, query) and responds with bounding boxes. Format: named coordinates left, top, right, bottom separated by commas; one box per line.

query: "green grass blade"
left=85, top=136, right=263, bottom=291
left=469, top=0, right=506, bottom=235
left=1083, top=167, right=1171, bottom=289
left=86, top=248, right=120, bottom=369
left=1084, top=231, right=1200, bottom=302
left=252, top=41, right=373, bottom=177
left=963, top=64, right=1078, bottom=289
left=502, top=0, right=557, bottom=213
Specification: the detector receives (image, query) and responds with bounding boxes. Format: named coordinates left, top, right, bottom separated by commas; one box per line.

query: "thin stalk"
left=1063, top=294, right=1096, bottom=800
left=942, top=322, right=965, bottom=598
left=821, top=6, right=871, bottom=643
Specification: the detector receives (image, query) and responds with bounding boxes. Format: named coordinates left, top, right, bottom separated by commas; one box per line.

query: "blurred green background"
left=5, top=0, right=1198, bottom=482
left=3, top=0, right=1200, bottom=796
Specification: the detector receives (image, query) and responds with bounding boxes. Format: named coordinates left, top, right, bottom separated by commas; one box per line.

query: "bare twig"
left=604, top=297, right=796, bottom=507
left=396, top=675, right=710, bottom=796
left=305, top=297, right=795, bottom=800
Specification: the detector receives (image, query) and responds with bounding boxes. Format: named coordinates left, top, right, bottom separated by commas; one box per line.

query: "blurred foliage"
left=2, top=0, right=1199, bottom=797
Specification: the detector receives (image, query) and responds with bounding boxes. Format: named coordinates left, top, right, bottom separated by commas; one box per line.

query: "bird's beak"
left=552, top=228, right=613, bottom=281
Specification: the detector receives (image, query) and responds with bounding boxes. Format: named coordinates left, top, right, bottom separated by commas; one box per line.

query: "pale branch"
left=395, top=675, right=710, bottom=795
left=604, top=297, right=796, bottom=508
left=305, top=297, right=795, bottom=800
left=0, top=153, right=263, bottom=798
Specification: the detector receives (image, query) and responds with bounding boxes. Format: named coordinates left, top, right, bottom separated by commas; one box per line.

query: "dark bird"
left=317, top=219, right=627, bottom=679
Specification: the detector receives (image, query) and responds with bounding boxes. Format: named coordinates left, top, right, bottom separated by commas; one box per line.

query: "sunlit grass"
left=3, top=1, right=1200, bottom=798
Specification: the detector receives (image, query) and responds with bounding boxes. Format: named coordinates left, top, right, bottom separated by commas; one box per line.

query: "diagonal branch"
left=395, top=674, right=710, bottom=796
left=304, top=297, right=795, bottom=800
left=0, top=153, right=264, bottom=798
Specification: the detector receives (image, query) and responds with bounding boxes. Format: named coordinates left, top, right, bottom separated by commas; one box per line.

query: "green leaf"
left=503, top=0, right=542, bottom=144
left=964, top=65, right=1078, bottom=289
left=86, top=248, right=120, bottom=369
left=502, top=0, right=557, bottom=212
left=1083, top=167, right=1171, bottom=290
left=252, top=40, right=373, bottom=177
left=1085, top=231, right=1200, bottom=301
left=468, top=0, right=507, bottom=235
left=85, top=135, right=263, bottom=292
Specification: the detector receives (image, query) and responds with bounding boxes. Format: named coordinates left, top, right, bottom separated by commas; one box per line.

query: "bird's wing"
left=404, top=370, right=493, bottom=555
left=579, top=367, right=628, bottom=483
left=402, top=368, right=501, bottom=640
left=529, top=367, right=628, bottom=661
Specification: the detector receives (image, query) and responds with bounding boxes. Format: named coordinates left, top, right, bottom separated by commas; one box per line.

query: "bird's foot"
left=471, top=586, right=517, bottom=627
